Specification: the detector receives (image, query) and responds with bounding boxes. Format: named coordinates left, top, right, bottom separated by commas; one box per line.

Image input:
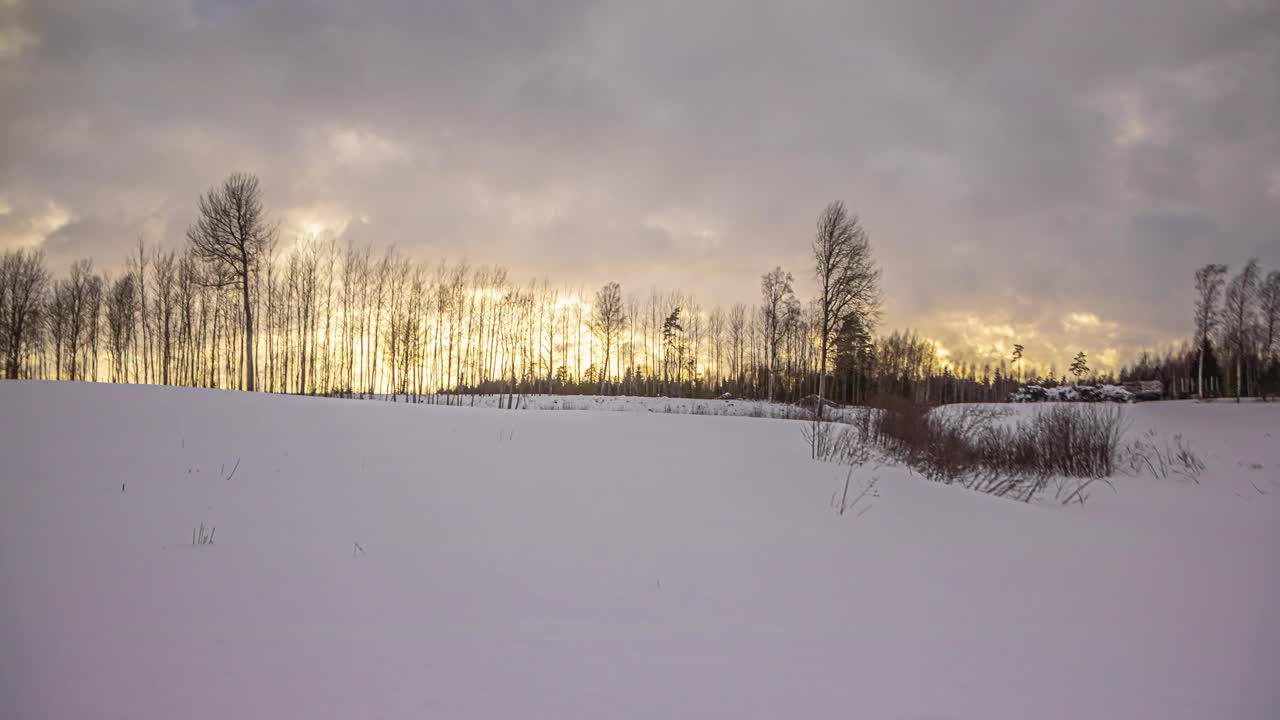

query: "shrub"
left=813, top=399, right=1129, bottom=503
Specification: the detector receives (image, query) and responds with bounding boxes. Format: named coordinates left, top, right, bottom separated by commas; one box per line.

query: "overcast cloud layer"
left=2, top=0, right=1278, bottom=371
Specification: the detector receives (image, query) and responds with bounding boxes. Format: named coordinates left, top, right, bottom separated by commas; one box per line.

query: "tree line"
left=9, top=173, right=1271, bottom=405
left=1, top=174, right=888, bottom=405
left=0, top=174, right=989, bottom=405
left=1119, top=260, right=1280, bottom=401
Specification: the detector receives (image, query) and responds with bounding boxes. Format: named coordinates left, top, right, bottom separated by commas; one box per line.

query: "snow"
left=366, top=392, right=857, bottom=421
left=2, top=382, right=1278, bottom=719
left=1010, top=383, right=1136, bottom=403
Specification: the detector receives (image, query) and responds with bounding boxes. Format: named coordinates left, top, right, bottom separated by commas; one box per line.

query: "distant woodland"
left=3, top=173, right=1278, bottom=404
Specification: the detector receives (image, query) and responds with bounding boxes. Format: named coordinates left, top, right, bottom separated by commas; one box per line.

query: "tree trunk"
left=241, top=275, right=255, bottom=392
left=817, top=335, right=828, bottom=419
left=1198, top=345, right=1205, bottom=400
left=1236, top=354, right=1243, bottom=403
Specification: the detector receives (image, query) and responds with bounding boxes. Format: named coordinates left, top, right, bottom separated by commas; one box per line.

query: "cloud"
left=0, top=197, right=73, bottom=250
left=0, top=22, right=35, bottom=58
left=280, top=204, right=353, bottom=244
left=1061, top=312, right=1118, bottom=336
left=325, top=128, right=406, bottom=173
left=1, top=0, right=1277, bottom=369
left=0, top=0, right=36, bottom=59
left=921, top=309, right=1144, bottom=374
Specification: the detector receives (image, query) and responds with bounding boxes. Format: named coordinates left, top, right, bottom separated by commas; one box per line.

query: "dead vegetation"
left=192, top=523, right=216, bottom=545
left=1122, top=429, right=1206, bottom=482
left=807, top=400, right=1130, bottom=504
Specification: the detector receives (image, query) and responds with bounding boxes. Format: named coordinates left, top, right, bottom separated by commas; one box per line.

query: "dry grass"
left=809, top=399, right=1129, bottom=503
left=1121, top=429, right=1206, bottom=482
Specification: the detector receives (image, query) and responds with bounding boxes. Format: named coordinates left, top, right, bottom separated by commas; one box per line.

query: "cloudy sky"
left=2, top=0, right=1277, bottom=372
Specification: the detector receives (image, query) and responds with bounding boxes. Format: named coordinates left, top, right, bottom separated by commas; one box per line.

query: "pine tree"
left=1070, top=351, right=1089, bottom=383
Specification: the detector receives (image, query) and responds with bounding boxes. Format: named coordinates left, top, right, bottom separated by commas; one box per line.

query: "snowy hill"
left=2, top=382, right=1278, bottom=719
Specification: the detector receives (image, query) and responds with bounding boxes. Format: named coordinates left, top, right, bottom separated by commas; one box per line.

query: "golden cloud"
left=0, top=198, right=74, bottom=250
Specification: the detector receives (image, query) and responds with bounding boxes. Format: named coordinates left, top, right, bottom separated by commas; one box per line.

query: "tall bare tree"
left=590, top=281, right=625, bottom=389
left=811, top=201, right=880, bottom=412
left=728, top=303, right=746, bottom=392
left=186, top=172, right=276, bottom=392
left=1194, top=263, right=1228, bottom=400
left=63, top=259, right=95, bottom=381
left=760, top=266, right=794, bottom=403
left=48, top=281, right=69, bottom=380
left=1259, top=270, right=1280, bottom=400
left=134, top=236, right=150, bottom=383
left=1, top=249, right=49, bottom=379
left=83, top=272, right=105, bottom=381
left=152, top=250, right=178, bottom=385
left=1221, top=258, right=1260, bottom=402
left=105, top=273, right=138, bottom=382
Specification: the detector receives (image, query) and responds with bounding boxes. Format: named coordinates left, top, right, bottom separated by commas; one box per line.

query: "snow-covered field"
left=2, top=382, right=1278, bottom=719
left=368, top=392, right=851, bottom=420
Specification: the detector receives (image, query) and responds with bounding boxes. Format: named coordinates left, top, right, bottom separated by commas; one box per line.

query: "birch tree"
left=186, top=172, right=276, bottom=392
left=760, top=266, right=794, bottom=402
left=1221, top=259, right=1259, bottom=402
left=589, top=281, right=625, bottom=389
left=1193, top=263, right=1228, bottom=399
left=811, top=201, right=880, bottom=413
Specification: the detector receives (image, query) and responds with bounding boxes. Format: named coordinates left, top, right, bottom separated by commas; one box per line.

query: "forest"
left=2, top=173, right=1278, bottom=405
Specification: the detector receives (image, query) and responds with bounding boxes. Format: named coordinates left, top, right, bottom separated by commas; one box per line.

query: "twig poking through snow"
left=832, top=467, right=879, bottom=517
left=353, top=542, right=367, bottom=558
left=192, top=522, right=216, bottom=545
left=224, top=458, right=240, bottom=481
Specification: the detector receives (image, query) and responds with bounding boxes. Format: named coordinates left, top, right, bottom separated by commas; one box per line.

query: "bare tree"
left=727, top=303, right=746, bottom=392
left=1194, top=263, right=1228, bottom=400
left=812, top=201, right=881, bottom=413
left=83, top=272, right=105, bottom=381
left=760, top=266, right=794, bottom=403
left=186, top=172, right=276, bottom=392
left=1, top=249, right=49, bottom=379
left=1260, top=271, right=1280, bottom=363
left=152, top=250, right=177, bottom=385
left=105, top=273, right=138, bottom=382
left=1221, top=258, right=1260, bottom=402
left=66, top=260, right=98, bottom=381
left=48, top=279, right=70, bottom=380
left=1258, top=270, right=1280, bottom=400
left=590, top=281, right=625, bottom=389
left=708, top=306, right=724, bottom=390
left=134, top=236, right=150, bottom=383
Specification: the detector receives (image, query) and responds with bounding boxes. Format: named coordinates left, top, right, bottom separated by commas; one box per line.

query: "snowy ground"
left=366, top=392, right=852, bottom=421
left=2, top=382, right=1278, bottom=719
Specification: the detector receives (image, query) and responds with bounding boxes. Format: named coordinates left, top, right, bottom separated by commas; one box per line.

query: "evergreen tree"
left=1070, top=351, right=1089, bottom=383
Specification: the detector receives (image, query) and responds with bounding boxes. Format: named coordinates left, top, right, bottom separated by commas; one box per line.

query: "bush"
left=812, top=400, right=1129, bottom=503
